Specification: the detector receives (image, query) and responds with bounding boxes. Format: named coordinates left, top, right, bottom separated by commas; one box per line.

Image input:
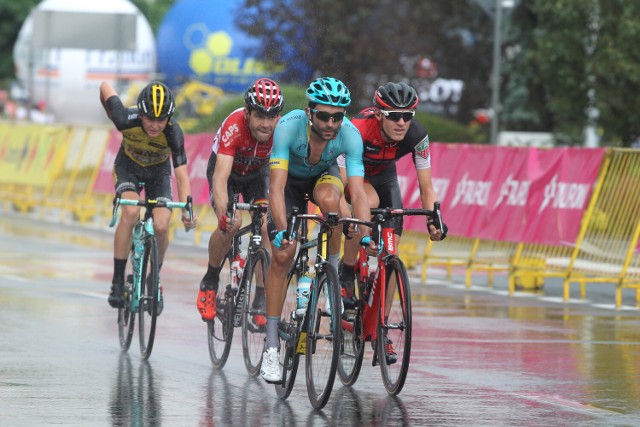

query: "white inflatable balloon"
left=13, top=0, right=156, bottom=124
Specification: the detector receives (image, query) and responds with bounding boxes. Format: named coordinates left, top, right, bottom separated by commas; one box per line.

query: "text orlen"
left=539, top=175, right=591, bottom=213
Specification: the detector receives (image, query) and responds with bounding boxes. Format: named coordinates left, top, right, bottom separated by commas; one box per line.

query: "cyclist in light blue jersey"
left=260, top=77, right=373, bottom=383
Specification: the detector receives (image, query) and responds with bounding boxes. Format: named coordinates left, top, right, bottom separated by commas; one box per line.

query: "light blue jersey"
left=269, top=109, right=365, bottom=180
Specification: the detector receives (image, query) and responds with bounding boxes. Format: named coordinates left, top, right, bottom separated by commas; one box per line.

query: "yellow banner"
left=0, top=123, right=69, bottom=186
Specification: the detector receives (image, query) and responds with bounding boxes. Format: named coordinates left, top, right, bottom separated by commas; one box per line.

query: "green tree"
left=0, top=1, right=40, bottom=84
left=503, top=0, right=640, bottom=146
left=235, top=0, right=494, bottom=123
left=130, top=0, right=174, bottom=33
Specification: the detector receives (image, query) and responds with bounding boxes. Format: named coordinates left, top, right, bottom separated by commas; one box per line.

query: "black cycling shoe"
left=108, top=281, right=125, bottom=308
left=339, top=261, right=357, bottom=309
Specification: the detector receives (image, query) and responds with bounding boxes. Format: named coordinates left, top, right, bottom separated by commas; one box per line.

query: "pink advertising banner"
left=93, top=130, right=213, bottom=206
left=397, top=144, right=606, bottom=246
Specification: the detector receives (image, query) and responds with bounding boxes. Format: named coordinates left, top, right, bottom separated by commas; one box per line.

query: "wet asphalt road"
left=1, top=212, right=639, bottom=426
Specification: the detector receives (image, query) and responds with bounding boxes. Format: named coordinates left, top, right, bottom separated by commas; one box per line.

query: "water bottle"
left=231, top=253, right=245, bottom=290
left=295, top=275, right=312, bottom=317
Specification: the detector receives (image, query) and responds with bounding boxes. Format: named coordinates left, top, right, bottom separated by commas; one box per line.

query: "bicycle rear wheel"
left=138, top=237, right=159, bottom=360
left=275, top=272, right=301, bottom=400
left=241, top=247, right=270, bottom=376
left=118, top=256, right=135, bottom=352
left=305, top=264, right=341, bottom=409
left=377, top=255, right=412, bottom=395
left=208, top=254, right=234, bottom=368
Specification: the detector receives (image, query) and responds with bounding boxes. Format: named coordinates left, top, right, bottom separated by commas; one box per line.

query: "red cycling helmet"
left=244, top=78, right=284, bottom=115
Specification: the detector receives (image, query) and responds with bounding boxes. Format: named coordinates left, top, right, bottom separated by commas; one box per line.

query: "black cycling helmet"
left=137, top=81, right=175, bottom=120
left=244, top=78, right=284, bottom=115
left=373, top=82, right=419, bottom=110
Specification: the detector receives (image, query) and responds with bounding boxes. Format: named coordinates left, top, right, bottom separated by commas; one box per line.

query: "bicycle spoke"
left=242, top=247, right=270, bottom=376
left=138, top=238, right=159, bottom=360
left=208, top=255, right=234, bottom=368
left=275, top=274, right=300, bottom=400
left=378, top=256, right=412, bottom=395
left=305, top=265, right=341, bottom=409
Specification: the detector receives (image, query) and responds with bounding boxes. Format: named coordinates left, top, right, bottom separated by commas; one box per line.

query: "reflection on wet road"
left=0, top=214, right=639, bottom=426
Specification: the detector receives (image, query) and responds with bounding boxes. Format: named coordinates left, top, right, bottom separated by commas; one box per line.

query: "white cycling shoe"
left=260, top=347, right=282, bottom=383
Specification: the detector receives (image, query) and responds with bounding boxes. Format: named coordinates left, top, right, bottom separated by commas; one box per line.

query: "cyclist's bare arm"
left=268, top=167, right=292, bottom=246
left=211, top=153, right=234, bottom=220
left=416, top=168, right=441, bottom=240
left=99, top=81, right=118, bottom=118
left=345, top=175, right=373, bottom=245
left=174, top=164, right=198, bottom=228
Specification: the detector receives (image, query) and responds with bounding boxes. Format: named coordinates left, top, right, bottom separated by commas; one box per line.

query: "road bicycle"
left=109, top=189, right=194, bottom=360
left=208, top=199, right=270, bottom=376
left=338, top=204, right=444, bottom=395
left=275, top=196, right=342, bottom=410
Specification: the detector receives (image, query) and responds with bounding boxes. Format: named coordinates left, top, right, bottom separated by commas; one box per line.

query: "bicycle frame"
left=226, top=202, right=268, bottom=327
left=343, top=204, right=443, bottom=360
left=111, top=196, right=193, bottom=312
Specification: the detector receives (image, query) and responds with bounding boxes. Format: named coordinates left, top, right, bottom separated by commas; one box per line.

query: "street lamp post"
left=490, top=0, right=503, bottom=145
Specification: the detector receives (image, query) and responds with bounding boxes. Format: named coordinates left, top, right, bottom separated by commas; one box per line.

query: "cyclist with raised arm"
left=100, top=81, right=198, bottom=313
left=337, top=81, right=447, bottom=363
left=197, top=78, right=284, bottom=327
left=260, top=77, right=373, bottom=383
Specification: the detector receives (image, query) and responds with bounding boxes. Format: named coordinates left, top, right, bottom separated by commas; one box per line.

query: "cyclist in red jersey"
left=197, top=78, right=284, bottom=326
left=337, top=82, right=447, bottom=363
left=100, top=81, right=198, bottom=313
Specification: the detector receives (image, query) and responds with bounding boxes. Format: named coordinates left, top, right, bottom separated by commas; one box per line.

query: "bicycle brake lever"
left=184, top=195, right=193, bottom=232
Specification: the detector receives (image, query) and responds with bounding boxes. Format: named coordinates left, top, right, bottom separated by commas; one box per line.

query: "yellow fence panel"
left=562, top=148, right=640, bottom=306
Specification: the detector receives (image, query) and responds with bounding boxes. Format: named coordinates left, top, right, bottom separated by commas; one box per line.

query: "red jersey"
left=212, top=108, right=274, bottom=176
left=350, top=108, right=431, bottom=176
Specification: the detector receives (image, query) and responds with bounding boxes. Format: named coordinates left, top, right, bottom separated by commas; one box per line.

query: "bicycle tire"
left=208, top=254, right=234, bottom=368
left=275, top=272, right=301, bottom=400
left=138, top=237, right=159, bottom=360
left=118, top=256, right=135, bottom=352
left=241, top=246, right=270, bottom=376
left=305, top=263, right=341, bottom=409
left=377, top=255, right=412, bottom=395
left=337, top=301, right=364, bottom=386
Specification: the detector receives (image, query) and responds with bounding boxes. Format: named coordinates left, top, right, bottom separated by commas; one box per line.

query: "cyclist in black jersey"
left=337, top=82, right=447, bottom=362
left=100, top=80, right=198, bottom=313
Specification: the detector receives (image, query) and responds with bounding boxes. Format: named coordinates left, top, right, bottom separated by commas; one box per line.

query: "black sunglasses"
left=310, top=109, right=345, bottom=122
left=380, top=110, right=415, bottom=122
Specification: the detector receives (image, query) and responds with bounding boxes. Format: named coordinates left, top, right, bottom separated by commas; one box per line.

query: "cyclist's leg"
left=339, top=179, right=379, bottom=307
left=110, top=151, right=141, bottom=308
left=199, top=154, right=242, bottom=320
left=261, top=177, right=302, bottom=382
left=145, top=162, right=173, bottom=315
left=375, top=170, right=405, bottom=364
left=145, top=161, right=173, bottom=265
left=311, top=167, right=344, bottom=273
left=240, top=165, right=269, bottom=326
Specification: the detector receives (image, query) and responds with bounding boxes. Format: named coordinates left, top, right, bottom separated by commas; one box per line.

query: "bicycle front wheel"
left=275, top=271, right=301, bottom=400
left=138, top=237, right=159, bottom=360
left=305, top=263, right=341, bottom=409
left=118, top=255, right=135, bottom=352
left=337, top=301, right=364, bottom=386
left=208, top=254, right=234, bottom=368
left=377, top=255, right=412, bottom=395
left=241, top=247, right=270, bottom=376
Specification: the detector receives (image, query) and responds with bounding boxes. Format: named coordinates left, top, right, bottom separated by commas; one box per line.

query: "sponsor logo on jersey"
left=221, top=123, right=240, bottom=146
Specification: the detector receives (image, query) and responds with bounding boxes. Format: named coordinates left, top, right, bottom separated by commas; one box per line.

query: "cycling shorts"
left=266, top=164, right=343, bottom=241
left=206, top=151, right=269, bottom=210
left=113, top=147, right=173, bottom=202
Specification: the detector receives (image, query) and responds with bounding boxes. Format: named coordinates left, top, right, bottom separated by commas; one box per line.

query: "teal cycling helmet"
left=306, top=77, right=351, bottom=107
